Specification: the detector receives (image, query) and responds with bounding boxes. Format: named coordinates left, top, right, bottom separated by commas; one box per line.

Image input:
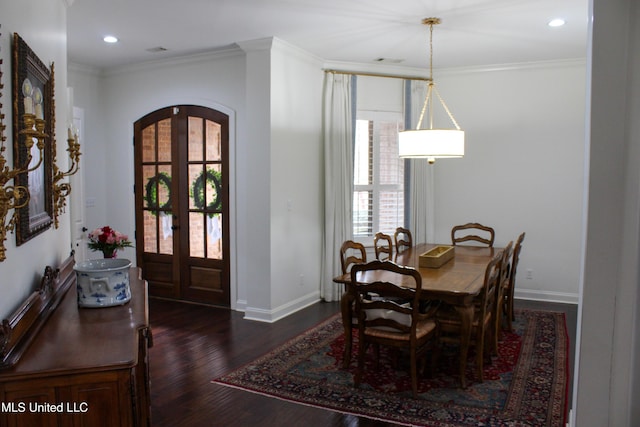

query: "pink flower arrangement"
left=87, top=226, right=133, bottom=257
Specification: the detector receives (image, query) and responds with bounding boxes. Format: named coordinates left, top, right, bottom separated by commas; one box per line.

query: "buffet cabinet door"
left=1, top=371, right=134, bottom=427
left=1, top=386, right=58, bottom=427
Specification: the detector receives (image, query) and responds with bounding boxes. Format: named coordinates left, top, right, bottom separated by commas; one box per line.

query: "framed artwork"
left=12, top=33, right=54, bottom=246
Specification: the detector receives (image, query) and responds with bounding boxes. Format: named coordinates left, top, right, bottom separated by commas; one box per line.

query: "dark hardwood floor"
left=148, top=297, right=577, bottom=427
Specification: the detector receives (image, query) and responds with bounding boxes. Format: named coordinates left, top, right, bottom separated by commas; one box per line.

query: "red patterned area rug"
left=212, top=309, right=568, bottom=427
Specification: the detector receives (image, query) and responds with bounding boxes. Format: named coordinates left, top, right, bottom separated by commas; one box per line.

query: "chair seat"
left=365, top=318, right=436, bottom=341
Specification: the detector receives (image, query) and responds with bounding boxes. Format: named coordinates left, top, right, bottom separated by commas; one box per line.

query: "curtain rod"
left=324, top=69, right=431, bottom=82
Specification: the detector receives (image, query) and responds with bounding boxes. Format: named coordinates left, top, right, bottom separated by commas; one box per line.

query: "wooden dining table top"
left=334, top=243, right=502, bottom=302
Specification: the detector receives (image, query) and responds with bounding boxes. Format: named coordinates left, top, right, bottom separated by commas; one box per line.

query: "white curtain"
left=407, top=80, right=435, bottom=244
left=320, top=73, right=354, bottom=302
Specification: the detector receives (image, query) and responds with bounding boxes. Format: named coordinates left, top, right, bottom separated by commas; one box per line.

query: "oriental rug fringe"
left=212, top=309, right=568, bottom=427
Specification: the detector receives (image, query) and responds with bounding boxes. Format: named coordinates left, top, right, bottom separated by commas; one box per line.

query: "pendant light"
left=398, top=18, right=464, bottom=164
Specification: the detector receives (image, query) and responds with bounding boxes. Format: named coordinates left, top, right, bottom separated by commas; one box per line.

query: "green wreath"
left=144, top=172, right=172, bottom=212
left=191, top=168, right=222, bottom=214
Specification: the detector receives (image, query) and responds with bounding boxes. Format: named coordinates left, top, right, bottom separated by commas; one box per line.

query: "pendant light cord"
left=429, top=22, right=434, bottom=82
left=414, top=17, right=461, bottom=131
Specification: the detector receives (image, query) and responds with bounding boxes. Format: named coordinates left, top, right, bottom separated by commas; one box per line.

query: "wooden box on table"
left=419, top=245, right=455, bottom=268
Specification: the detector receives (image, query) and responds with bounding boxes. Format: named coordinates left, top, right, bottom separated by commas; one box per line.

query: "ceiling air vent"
left=374, top=58, right=404, bottom=64
left=146, top=46, right=168, bottom=53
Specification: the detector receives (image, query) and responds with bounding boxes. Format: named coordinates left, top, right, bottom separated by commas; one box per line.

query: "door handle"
left=171, top=225, right=179, bottom=230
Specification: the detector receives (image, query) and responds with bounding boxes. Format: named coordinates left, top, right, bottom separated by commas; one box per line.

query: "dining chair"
left=339, top=240, right=367, bottom=368
left=373, top=232, right=393, bottom=261
left=451, top=222, right=495, bottom=247
left=495, top=241, right=514, bottom=346
left=351, top=260, right=439, bottom=398
left=436, top=251, right=502, bottom=385
left=394, top=227, right=413, bottom=254
left=340, top=240, right=367, bottom=275
left=503, top=232, right=526, bottom=331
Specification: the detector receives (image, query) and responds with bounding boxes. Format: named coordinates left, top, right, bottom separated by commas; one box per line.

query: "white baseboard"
left=515, top=288, right=579, bottom=305
left=234, top=299, right=247, bottom=312
left=236, top=288, right=577, bottom=322
left=566, top=409, right=575, bottom=427
left=243, top=291, right=321, bottom=323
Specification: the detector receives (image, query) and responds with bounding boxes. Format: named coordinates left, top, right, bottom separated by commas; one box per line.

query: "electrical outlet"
left=526, top=269, right=533, bottom=280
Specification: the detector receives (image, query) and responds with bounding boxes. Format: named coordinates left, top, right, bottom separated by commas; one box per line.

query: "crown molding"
left=101, top=45, right=245, bottom=77
left=323, top=57, right=587, bottom=80
left=270, top=37, right=323, bottom=67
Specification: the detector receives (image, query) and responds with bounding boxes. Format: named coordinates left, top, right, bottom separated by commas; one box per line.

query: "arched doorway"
left=134, top=105, right=230, bottom=306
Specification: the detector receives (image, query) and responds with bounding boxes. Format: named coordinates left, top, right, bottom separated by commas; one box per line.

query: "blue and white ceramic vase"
left=74, top=258, right=132, bottom=308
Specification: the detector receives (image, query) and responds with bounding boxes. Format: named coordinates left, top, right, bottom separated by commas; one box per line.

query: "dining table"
left=333, top=242, right=503, bottom=388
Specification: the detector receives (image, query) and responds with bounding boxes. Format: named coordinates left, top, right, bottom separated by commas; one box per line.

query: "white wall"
left=628, top=3, right=640, bottom=422
left=69, top=37, right=325, bottom=320
left=331, top=60, right=587, bottom=304
left=357, top=75, right=404, bottom=114
left=67, top=64, right=107, bottom=231
left=574, top=0, right=640, bottom=425
left=268, top=39, right=324, bottom=317
left=432, top=61, right=586, bottom=303
left=236, top=38, right=274, bottom=317
left=0, top=0, right=73, bottom=319
left=70, top=48, right=247, bottom=308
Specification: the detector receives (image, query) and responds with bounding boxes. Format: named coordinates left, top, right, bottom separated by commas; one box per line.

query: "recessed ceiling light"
left=103, top=35, right=119, bottom=43
left=548, top=18, right=566, bottom=27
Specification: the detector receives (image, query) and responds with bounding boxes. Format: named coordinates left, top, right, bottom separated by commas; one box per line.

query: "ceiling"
left=67, top=0, right=589, bottom=72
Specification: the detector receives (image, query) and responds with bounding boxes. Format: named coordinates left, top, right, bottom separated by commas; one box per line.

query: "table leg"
left=453, top=305, right=474, bottom=388
left=340, top=292, right=353, bottom=368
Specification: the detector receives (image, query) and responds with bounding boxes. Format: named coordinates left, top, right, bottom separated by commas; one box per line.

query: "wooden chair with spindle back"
left=394, top=227, right=413, bottom=254
left=339, top=240, right=367, bottom=368
left=503, top=232, right=526, bottom=331
left=436, top=251, right=502, bottom=385
left=340, top=240, right=366, bottom=275
left=451, top=222, right=495, bottom=247
left=351, top=260, right=440, bottom=398
left=374, top=232, right=393, bottom=261
left=494, top=241, right=513, bottom=347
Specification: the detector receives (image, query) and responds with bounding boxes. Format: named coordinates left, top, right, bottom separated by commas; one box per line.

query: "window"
left=353, top=111, right=405, bottom=241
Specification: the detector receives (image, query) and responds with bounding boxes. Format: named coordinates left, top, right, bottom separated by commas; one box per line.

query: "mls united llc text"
left=1, top=401, right=89, bottom=413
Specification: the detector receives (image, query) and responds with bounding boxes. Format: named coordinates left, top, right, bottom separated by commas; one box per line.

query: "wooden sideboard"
left=0, top=256, right=151, bottom=427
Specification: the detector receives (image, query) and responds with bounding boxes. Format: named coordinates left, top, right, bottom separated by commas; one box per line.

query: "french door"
left=134, top=105, right=229, bottom=306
